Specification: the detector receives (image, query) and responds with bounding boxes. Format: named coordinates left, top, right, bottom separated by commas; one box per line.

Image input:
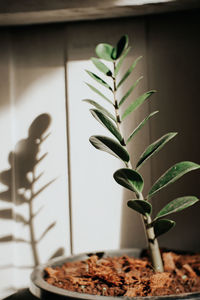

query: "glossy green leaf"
left=117, top=56, right=142, bottom=88
left=156, top=196, right=199, bottom=219
left=83, top=99, right=116, bottom=122
left=119, top=76, right=143, bottom=107
left=90, top=135, right=130, bottom=162
left=112, top=35, right=129, bottom=60
left=149, top=161, right=200, bottom=198
left=90, top=109, right=123, bottom=142
left=95, top=43, right=114, bottom=61
left=85, top=83, right=113, bottom=105
left=91, top=57, right=112, bottom=76
left=122, top=90, right=155, bottom=120
left=136, top=132, right=177, bottom=170
left=127, top=111, right=158, bottom=144
left=114, top=47, right=130, bottom=76
left=113, top=168, right=144, bottom=194
left=154, top=219, right=175, bottom=238
left=127, top=199, right=152, bottom=216
left=86, top=70, right=112, bottom=91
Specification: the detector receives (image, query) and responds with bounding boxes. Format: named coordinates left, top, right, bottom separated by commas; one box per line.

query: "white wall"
left=0, top=26, right=71, bottom=298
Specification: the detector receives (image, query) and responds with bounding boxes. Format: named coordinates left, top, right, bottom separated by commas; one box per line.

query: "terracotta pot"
left=30, top=248, right=200, bottom=300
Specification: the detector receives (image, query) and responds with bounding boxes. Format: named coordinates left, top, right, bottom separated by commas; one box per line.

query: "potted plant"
left=30, top=35, right=200, bottom=299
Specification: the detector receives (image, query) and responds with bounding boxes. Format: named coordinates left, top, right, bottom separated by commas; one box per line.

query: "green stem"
left=112, top=62, right=163, bottom=272
left=138, top=192, right=164, bottom=272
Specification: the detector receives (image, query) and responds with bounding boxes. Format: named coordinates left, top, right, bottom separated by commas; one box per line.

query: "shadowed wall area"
left=0, top=114, right=64, bottom=267
left=120, top=10, right=200, bottom=251
left=0, top=24, right=70, bottom=297
left=0, top=114, right=65, bottom=296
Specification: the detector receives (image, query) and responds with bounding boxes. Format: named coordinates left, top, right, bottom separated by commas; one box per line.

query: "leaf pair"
left=113, top=168, right=151, bottom=217
left=89, top=36, right=129, bottom=93
left=127, top=196, right=199, bottom=238
left=95, top=35, right=129, bottom=62
left=149, top=162, right=199, bottom=238
left=113, top=164, right=199, bottom=239
left=153, top=195, right=199, bottom=238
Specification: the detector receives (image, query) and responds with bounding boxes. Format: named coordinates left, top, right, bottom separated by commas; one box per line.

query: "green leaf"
left=90, top=135, right=130, bottom=162
left=83, top=99, right=116, bottom=122
left=156, top=196, right=199, bottom=219
left=112, top=35, right=129, bottom=60
left=114, top=47, right=130, bottom=76
left=149, top=161, right=200, bottom=198
left=117, top=56, right=142, bottom=88
left=95, top=43, right=114, bottom=61
left=154, top=219, right=175, bottom=238
left=127, top=111, right=158, bottom=144
left=86, top=70, right=112, bottom=91
left=127, top=199, right=152, bottom=216
left=90, top=109, right=123, bottom=143
left=136, top=132, right=177, bottom=170
left=113, top=168, right=144, bottom=194
left=122, top=90, right=155, bottom=120
left=91, top=57, right=112, bottom=76
left=119, top=76, right=143, bottom=107
left=85, top=83, right=113, bottom=105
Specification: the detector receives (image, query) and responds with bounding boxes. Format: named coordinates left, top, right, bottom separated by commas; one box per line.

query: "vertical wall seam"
left=8, top=28, right=17, bottom=287
left=63, top=26, right=74, bottom=255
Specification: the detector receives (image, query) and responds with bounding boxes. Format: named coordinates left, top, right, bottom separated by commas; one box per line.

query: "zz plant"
left=83, top=35, right=200, bottom=272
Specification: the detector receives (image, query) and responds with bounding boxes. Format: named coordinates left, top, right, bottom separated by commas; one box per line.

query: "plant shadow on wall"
left=0, top=113, right=64, bottom=269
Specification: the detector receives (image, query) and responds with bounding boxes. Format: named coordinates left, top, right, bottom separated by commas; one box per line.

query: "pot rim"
left=30, top=248, right=200, bottom=300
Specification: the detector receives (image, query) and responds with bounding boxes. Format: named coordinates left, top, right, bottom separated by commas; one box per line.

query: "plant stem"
left=112, top=63, right=163, bottom=272
left=138, top=192, right=164, bottom=272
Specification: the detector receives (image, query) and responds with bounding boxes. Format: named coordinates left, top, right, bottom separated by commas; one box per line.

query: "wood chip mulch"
left=44, top=251, right=200, bottom=297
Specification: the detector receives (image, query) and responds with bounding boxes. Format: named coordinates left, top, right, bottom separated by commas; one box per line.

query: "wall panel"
left=0, top=25, right=71, bottom=297
left=147, top=11, right=200, bottom=251
left=0, top=30, right=15, bottom=299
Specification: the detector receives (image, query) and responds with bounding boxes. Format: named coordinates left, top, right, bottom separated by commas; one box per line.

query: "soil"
left=44, top=251, right=200, bottom=297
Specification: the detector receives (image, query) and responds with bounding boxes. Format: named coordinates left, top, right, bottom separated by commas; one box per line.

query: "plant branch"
left=112, top=62, right=163, bottom=272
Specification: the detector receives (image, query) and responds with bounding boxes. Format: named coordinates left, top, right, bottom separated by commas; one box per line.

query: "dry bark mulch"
left=44, top=251, right=200, bottom=297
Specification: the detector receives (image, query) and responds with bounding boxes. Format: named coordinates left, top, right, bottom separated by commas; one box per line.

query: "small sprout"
left=84, top=35, right=200, bottom=273
left=182, top=275, right=187, bottom=280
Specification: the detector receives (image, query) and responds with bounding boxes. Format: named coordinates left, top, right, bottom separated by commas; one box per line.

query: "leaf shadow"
left=0, top=113, right=63, bottom=272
